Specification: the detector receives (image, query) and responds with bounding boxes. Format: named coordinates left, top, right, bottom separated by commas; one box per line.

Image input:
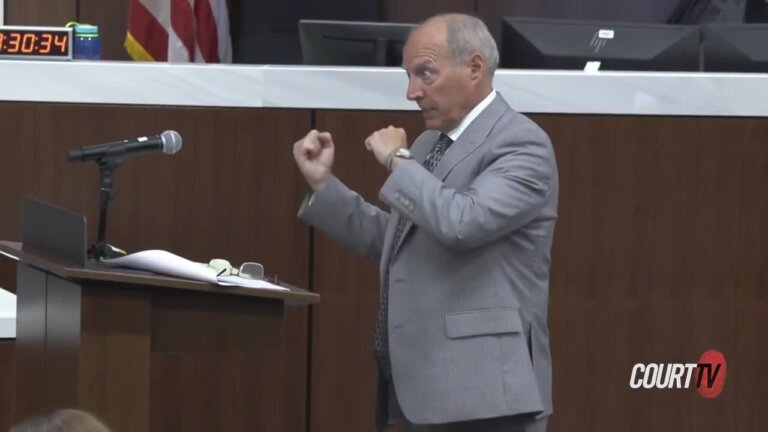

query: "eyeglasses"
left=208, top=259, right=264, bottom=280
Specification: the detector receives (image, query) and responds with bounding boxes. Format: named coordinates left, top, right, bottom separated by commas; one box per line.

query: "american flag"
left=125, top=0, right=232, bottom=63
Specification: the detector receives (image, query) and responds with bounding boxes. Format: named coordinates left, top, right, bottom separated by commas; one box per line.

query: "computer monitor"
left=299, top=19, right=415, bottom=67
left=702, top=23, right=768, bottom=72
left=500, top=17, right=702, bottom=72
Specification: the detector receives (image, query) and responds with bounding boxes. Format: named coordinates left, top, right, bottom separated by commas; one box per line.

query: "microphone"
left=66, top=130, right=182, bottom=163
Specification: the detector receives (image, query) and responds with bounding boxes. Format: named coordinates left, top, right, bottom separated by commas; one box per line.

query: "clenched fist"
left=293, top=129, right=335, bottom=191
left=364, top=126, right=408, bottom=168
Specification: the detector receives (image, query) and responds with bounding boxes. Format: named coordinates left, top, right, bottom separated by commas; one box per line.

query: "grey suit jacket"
left=298, top=94, right=558, bottom=425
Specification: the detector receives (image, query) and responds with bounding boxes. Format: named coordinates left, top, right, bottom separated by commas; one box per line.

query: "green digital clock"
left=0, top=26, right=73, bottom=60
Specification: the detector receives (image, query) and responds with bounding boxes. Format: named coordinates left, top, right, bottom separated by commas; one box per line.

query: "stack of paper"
left=101, top=250, right=288, bottom=291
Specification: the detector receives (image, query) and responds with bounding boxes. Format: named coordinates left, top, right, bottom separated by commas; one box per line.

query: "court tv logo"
left=629, top=349, right=727, bottom=398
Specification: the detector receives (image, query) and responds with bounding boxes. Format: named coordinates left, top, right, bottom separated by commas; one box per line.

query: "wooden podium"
left=0, top=240, right=318, bottom=431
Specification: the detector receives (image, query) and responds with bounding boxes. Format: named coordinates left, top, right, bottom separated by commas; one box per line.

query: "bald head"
left=413, top=14, right=499, bottom=78
left=402, top=14, right=497, bottom=132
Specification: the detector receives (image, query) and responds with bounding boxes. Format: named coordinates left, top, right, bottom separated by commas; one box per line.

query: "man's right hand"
left=292, top=130, right=335, bottom=192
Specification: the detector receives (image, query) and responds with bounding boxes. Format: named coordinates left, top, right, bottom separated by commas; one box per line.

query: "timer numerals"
left=0, top=32, right=68, bottom=55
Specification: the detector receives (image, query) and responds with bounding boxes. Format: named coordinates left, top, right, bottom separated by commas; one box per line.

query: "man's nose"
left=406, top=79, right=423, bottom=101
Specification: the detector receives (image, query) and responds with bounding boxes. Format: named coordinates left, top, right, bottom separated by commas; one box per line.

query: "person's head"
left=402, top=13, right=498, bottom=132
left=10, top=409, right=112, bottom=432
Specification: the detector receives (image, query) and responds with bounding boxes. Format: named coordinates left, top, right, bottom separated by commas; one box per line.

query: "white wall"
left=0, top=248, right=16, bottom=339
left=0, top=288, right=15, bottom=339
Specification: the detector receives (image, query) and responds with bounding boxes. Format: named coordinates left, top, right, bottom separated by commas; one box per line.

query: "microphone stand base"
left=88, top=241, right=127, bottom=261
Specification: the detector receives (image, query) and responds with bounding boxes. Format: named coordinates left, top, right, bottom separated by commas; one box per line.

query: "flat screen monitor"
left=500, top=17, right=702, bottom=72
left=702, top=23, right=768, bottom=72
left=299, top=19, right=415, bottom=66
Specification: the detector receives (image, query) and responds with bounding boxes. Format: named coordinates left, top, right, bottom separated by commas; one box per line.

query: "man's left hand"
left=365, top=126, right=408, bottom=168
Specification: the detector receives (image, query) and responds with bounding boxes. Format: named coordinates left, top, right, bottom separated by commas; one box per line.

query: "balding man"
left=294, top=13, right=557, bottom=432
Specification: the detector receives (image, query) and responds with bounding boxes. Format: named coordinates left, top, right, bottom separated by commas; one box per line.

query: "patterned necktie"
left=374, top=133, right=453, bottom=376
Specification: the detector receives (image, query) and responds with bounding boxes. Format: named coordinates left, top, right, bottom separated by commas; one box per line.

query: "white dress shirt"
left=445, top=89, right=497, bottom=141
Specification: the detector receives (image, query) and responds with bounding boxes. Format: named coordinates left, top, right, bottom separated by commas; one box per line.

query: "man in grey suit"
left=293, top=13, right=558, bottom=432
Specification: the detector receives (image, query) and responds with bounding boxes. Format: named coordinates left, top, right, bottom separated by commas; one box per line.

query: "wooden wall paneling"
left=13, top=264, right=48, bottom=423
left=692, top=117, right=767, bottom=432
left=78, top=282, right=152, bottom=432
left=149, top=293, right=288, bottom=432
left=0, top=105, right=312, bottom=286
left=532, top=114, right=767, bottom=431
left=732, top=117, right=768, bottom=432
left=310, top=110, right=424, bottom=432
left=0, top=253, right=16, bottom=294
left=79, top=0, right=131, bottom=61
left=383, top=0, right=474, bottom=23
left=0, top=103, right=312, bottom=431
left=0, top=103, right=38, bottom=244
left=0, top=252, right=17, bottom=429
left=19, top=275, right=153, bottom=431
left=0, top=339, right=15, bottom=431
left=4, top=0, right=76, bottom=27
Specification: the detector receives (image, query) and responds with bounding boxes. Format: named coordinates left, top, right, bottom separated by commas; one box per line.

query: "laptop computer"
left=22, top=198, right=87, bottom=268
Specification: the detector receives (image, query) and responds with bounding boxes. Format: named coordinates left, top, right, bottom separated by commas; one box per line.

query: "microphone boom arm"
left=66, top=130, right=182, bottom=260
left=89, top=159, right=122, bottom=260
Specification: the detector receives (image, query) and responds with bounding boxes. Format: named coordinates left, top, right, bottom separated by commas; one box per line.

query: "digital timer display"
left=0, top=26, right=73, bottom=60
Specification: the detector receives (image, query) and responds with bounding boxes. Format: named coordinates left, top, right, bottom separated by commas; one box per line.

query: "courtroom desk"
left=1, top=240, right=317, bottom=432
left=0, top=251, right=16, bottom=432
left=0, top=339, right=13, bottom=432
left=1, top=62, right=767, bottom=432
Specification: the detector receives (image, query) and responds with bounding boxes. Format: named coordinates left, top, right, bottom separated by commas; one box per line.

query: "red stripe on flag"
left=127, top=0, right=169, bottom=61
left=171, top=0, right=196, bottom=61
left=194, top=0, right=220, bottom=62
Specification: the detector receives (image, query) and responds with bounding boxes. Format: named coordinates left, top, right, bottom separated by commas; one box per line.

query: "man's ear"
left=468, top=53, right=485, bottom=82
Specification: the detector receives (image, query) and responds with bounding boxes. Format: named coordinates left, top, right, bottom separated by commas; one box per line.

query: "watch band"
left=386, top=147, right=411, bottom=171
